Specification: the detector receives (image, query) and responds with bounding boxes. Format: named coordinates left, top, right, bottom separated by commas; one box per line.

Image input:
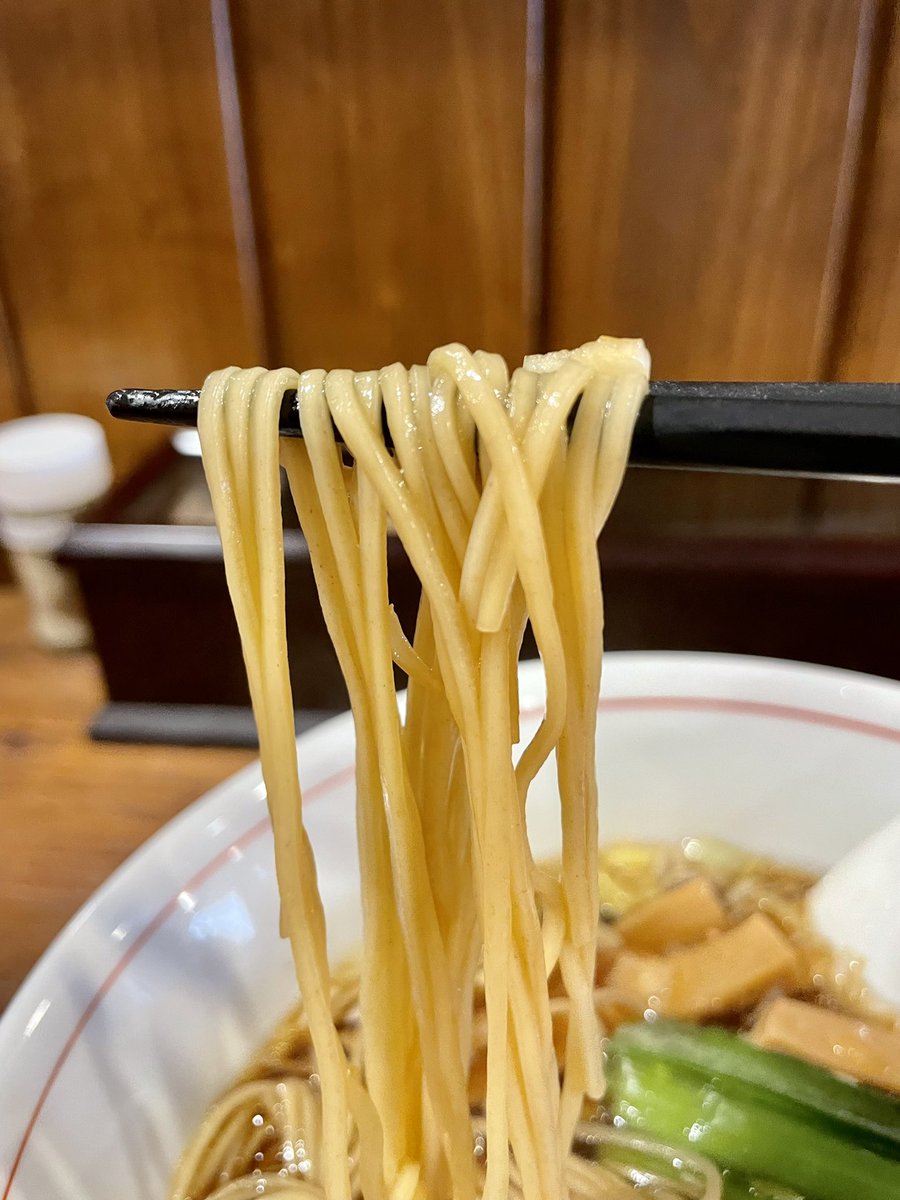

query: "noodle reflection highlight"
left=183, top=338, right=652, bottom=1200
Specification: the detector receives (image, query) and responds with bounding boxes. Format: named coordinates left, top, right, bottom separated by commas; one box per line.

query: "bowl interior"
left=2, top=651, right=900, bottom=1200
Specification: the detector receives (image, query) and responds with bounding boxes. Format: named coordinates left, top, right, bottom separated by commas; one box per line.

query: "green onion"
left=598, top=1143, right=798, bottom=1200
left=613, top=1019, right=900, bottom=1155
left=606, top=1021, right=900, bottom=1200
left=721, top=1172, right=803, bottom=1199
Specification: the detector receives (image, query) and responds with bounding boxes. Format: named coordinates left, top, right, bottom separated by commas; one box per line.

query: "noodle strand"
left=186, top=338, right=652, bottom=1200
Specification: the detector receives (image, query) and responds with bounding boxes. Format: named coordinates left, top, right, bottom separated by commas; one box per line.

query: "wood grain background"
left=1, top=0, right=899, bottom=1007
left=546, top=0, right=875, bottom=381
left=0, top=0, right=898, bottom=527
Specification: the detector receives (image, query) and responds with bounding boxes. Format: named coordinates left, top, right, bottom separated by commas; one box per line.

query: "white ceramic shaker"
left=0, top=414, right=112, bottom=649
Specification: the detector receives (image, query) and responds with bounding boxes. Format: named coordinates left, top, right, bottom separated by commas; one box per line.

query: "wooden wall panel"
left=0, top=1, right=257, bottom=475
left=831, top=3, right=900, bottom=381
left=231, top=0, right=535, bottom=370
left=546, top=0, right=874, bottom=382
left=0, top=311, right=23, bottom=425
left=0, top=387, right=17, bottom=426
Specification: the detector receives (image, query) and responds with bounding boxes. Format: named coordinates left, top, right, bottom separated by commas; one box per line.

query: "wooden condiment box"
left=59, top=437, right=421, bottom=746
left=60, top=439, right=900, bottom=746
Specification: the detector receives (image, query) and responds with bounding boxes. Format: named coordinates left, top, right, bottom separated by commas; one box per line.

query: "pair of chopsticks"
left=106, top=381, right=900, bottom=479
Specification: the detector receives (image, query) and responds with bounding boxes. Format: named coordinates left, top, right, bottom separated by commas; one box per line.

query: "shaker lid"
left=0, top=413, right=113, bottom=514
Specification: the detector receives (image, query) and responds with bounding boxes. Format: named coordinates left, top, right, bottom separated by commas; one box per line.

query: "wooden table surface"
left=0, top=584, right=253, bottom=1010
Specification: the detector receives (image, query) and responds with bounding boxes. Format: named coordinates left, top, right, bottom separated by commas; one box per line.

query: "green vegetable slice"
left=721, top=1172, right=803, bottom=1200
left=612, top=1019, right=900, bottom=1157
left=606, top=1022, right=900, bottom=1200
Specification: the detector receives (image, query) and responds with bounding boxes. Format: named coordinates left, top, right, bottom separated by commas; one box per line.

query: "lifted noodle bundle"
left=179, top=338, right=653, bottom=1200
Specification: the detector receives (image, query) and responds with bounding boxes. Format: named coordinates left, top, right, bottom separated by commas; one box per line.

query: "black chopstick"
left=106, top=381, right=900, bottom=479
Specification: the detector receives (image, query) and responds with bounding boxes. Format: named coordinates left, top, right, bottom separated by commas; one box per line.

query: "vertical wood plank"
left=830, top=2, right=900, bottom=381
left=0, top=389, right=19, bottom=427
left=546, top=0, right=872, bottom=381
left=0, top=282, right=29, bottom=424
left=231, top=0, right=534, bottom=369
left=210, top=0, right=271, bottom=365
left=806, top=4, right=900, bottom=532
left=0, top=0, right=257, bottom=475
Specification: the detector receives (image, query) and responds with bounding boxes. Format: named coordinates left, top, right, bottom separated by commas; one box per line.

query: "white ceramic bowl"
left=2, top=652, right=900, bottom=1200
